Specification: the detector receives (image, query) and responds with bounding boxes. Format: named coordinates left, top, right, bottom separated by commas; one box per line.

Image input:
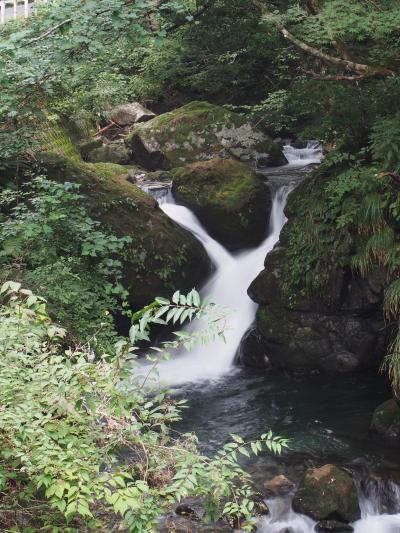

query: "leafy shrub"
left=0, top=177, right=131, bottom=349
left=0, top=282, right=288, bottom=532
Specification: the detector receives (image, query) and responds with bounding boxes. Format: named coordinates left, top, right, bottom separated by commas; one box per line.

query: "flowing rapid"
left=146, top=142, right=322, bottom=384
left=141, top=141, right=400, bottom=532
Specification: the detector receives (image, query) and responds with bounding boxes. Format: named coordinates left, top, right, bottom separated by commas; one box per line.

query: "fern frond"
left=384, top=278, right=400, bottom=321
left=381, top=328, right=400, bottom=392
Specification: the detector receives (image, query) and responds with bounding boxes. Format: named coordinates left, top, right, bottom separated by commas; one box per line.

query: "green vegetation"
left=173, top=158, right=270, bottom=249
left=1, top=0, right=400, bottom=528
left=0, top=282, right=288, bottom=531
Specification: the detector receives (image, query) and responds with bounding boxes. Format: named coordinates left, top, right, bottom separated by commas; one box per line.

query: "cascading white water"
left=152, top=185, right=292, bottom=384
left=258, top=484, right=400, bottom=533
left=283, top=140, right=323, bottom=166
left=141, top=142, right=321, bottom=385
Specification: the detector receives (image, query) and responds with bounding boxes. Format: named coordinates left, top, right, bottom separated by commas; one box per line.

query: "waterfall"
left=152, top=186, right=291, bottom=385
left=258, top=479, right=400, bottom=533
left=138, top=142, right=322, bottom=385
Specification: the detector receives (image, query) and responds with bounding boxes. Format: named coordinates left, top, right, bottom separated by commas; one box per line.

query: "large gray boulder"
left=125, top=101, right=287, bottom=171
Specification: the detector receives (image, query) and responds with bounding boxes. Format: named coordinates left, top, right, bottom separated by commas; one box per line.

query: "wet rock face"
left=246, top=236, right=388, bottom=374
left=292, top=464, right=361, bottom=523
left=125, top=101, right=287, bottom=171
left=371, top=399, right=400, bottom=439
left=172, top=158, right=271, bottom=250
left=235, top=326, right=271, bottom=369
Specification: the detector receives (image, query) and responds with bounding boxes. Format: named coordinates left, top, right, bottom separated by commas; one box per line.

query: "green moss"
left=173, top=158, right=259, bottom=210
left=172, top=158, right=270, bottom=250
left=127, top=101, right=284, bottom=169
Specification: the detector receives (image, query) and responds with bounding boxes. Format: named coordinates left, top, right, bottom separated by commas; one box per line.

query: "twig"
left=28, top=18, right=72, bottom=44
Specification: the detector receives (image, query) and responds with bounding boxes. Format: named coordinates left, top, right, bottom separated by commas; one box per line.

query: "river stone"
left=315, top=520, right=354, bottom=532
left=86, top=142, right=131, bottom=165
left=235, top=326, right=271, bottom=369
left=370, top=399, right=400, bottom=439
left=125, top=100, right=287, bottom=170
left=107, top=102, right=156, bottom=126
left=158, top=515, right=231, bottom=532
left=264, top=475, right=296, bottom=497
left=36, top=153, right=212, bottom=308
left=292, top=465, right=361, bottom=522
left=172, top=158, right=271, bottom=250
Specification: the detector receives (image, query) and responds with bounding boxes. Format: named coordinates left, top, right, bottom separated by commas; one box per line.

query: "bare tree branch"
left=251, top=0, right=395, bottom=79
left=28, top=18, right=72, bottom=44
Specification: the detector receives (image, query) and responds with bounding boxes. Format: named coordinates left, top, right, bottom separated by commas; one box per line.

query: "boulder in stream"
left=126, top=101, right=287, bottom=170
left=292, top=464, right=361, bottom=523
left=370, top=399, right=400, bottom=439
left=172, top=158, right=271, bottom=250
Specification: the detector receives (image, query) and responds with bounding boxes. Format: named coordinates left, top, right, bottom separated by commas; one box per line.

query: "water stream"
left=141, top=142, right=400, bottom=532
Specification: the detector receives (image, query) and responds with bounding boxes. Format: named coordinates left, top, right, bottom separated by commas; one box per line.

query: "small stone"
left=315, top=520, right=354, bottom=532
left=107, top=102, right=156, bottom=126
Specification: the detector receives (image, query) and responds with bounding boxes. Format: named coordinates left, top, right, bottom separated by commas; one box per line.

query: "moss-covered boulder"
left=172, top=158, right=271, bottom=250
left=293, top=465, right=361, bottom=523
left=36, top=153, right=211, bottom=308
left=371, top=399, right=400, bottom=439
left=86, top=142, right=130, bottom=165
left=126, top=101, right=287, bottom=171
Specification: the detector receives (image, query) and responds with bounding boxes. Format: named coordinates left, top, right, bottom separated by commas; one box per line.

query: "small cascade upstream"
left=259, top=478, right=400, bottom=533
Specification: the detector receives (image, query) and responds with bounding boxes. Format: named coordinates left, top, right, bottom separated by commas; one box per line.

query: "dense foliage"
left=0, top=177, right=131, bottom=349
left=0, top=282, right=288, bottom=531
left=1, top=0, right=400, bottom=528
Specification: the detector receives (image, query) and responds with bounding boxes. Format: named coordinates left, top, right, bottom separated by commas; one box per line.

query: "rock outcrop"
left=292, top=464, right=361, bottom=523
left=36, top=154, right=211, bottom=308
left=246, top=174, right=388, bottom=374
left=126, top=101, right=287, bottom=170
left=86, top=142, right=130, bottom=165
left=172, top=158, right=271, bottom=249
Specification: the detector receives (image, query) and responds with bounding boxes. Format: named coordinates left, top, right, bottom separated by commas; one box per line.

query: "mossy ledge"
left=36, top=153, right=212, bottom=308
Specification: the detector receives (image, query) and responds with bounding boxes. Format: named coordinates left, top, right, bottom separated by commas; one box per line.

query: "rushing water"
left=140, top=142, right=400, bottom=532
